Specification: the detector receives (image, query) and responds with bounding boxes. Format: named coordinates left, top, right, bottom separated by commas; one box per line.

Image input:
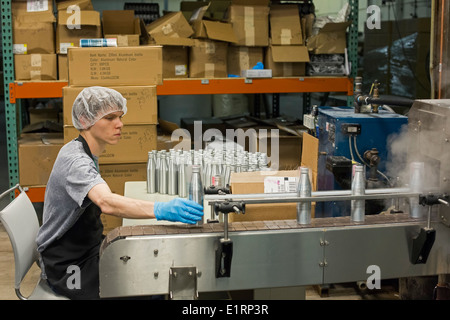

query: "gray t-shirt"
left=36, top=139, right=106, bottom=253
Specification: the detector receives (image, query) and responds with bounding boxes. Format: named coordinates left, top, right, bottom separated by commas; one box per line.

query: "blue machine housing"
left=316, top=106, right=408, bottom=217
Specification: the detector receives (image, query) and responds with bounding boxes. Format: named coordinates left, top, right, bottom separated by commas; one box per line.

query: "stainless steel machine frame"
left=99, top=100, right=450, bottom=299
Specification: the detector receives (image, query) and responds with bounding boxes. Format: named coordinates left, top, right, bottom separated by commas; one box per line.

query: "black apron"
left=41, top=135, right=104, bottom=300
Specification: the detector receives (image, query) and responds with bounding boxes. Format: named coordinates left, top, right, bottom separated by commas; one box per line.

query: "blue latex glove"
left=154, top=198, right=203, bottom=224
left=252, top=62, right=264, bottom=69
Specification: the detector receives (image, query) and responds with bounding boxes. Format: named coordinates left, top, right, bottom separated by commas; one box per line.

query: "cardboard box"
left=56, top=10, right=102, bottom=54
left=62, top=86, right=158, bottom=125
left=99, top=162, right=148, bottom=233
left=147, top=11, right=194, bottom=40
left=180, top=1, right=208, bottom=21
left=18, top=133, right=64, bottom=186
left=67, top=46, right=163, bottom=86
left=227, top=46, right=263, bottom=76
left=163, top=46, right=189, bottom=78
left=12, top=16, right=56, bottom=54
left=14, top=54, right=57, bottom=80
left=99, top=162, right=147, bottom=196
left=103, top=10, right=142, bottom=47
left=306, top=21, right=351, bottom=54
left=300, top=133, right=318, bottom=191
left=58, top=54, right=68, bottom=80
left=29, top=107, right=60, bottom=125
left=64, top=124, right=157, bottom=164
left=229, top=170, right=299, bottom=222
left=269, top=4, right=303, bottom=45
left=56, top=0, right=94, bottom=11
left=228, top=1, right=270, bottom=46
left=265, top=45, right=309, bottom=77
left=190, top=5, right=237, bottom=43
left=12, top=1, right=56, bottom=54
left=189, top=39, right=228, bottom=78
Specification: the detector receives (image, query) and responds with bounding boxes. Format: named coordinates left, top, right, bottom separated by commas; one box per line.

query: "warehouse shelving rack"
left=1, top=0, right=358, bottom=202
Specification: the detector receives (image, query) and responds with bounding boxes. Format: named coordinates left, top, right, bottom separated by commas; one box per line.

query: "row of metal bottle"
left=146, top=148, right=271, bottom=197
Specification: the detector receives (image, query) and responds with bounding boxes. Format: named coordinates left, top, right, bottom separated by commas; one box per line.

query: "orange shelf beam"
left=15, top=186, right=46, bottom=202
left=10, top=77, right=353, bottom=103
left=157, top=77, right=354, bottom=96
left=10, top=81, right=68, bottom=103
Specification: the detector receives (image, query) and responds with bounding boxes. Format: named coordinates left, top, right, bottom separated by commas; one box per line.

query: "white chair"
left=0, top=185, right=69, bottom=300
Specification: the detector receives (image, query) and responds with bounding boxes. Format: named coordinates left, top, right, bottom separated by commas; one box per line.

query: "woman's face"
left=89, top=110, right=124, bottom=145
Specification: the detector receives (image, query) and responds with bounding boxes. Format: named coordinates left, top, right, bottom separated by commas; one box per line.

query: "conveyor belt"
left=100, top=213, right=421, bottom=254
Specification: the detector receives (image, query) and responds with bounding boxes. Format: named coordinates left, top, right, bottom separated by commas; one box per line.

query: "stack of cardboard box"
left=225, top=0, right=268, bottom=77
left=12, top=0, right=57, bottom=80
left=189, top=4, right=237, bottom=78
left=265, top=4, right=310, bottom=77
left=63, top=45, right=163, bottom=232
left=146, top=11, right=195, bottom=78
left=56, top=0, right=101, bottom=80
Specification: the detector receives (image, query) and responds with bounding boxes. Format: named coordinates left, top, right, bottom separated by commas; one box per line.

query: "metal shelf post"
left=347, top=0, right=359, bottom=107
left=1, top=0, right=19, bottom=199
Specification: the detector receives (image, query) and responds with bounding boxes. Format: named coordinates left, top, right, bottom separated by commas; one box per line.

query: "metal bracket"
left=169, top=267, right=198, bottom=300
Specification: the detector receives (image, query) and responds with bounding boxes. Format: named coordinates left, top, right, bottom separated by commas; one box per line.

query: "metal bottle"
left=167, top=155, right=178, bottom=195
left=178, top=156, right=187, bottom=197
left=155, top=150, right=161, bottom=193
left=297, top=167, right=312, bottom=225
left=146, top=151, right=156, bottom=193
left=409, top=162, right=425, bottom=219
left=159, top=153, right=168, bottom=194
left=351, top=165, right=366, bottom=222
left=189, top=165, right=204, bottom=226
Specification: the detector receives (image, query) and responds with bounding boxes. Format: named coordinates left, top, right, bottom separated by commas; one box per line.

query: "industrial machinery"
left=316, top=105, right=408, bottom=217
left=98, top=100, right=450, bottom=299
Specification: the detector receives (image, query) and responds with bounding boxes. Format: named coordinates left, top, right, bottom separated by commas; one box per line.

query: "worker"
left=35, top=86, right=204, bottom=300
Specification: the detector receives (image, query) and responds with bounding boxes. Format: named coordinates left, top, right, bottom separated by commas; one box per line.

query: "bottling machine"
left=98, top=99, right=450, bottom=299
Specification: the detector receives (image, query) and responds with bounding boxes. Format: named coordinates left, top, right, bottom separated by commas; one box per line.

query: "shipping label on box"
left=263, top=176, right=298, bottom=193
left=68, top=46, right=163, bottom=86
left=64, top=124, right=157, bottom=164
left=63, top=86, right=158, bottom=125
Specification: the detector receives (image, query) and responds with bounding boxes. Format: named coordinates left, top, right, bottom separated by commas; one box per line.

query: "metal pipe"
left=206, top=192, right=420, bottom=206
left=205, top=187, right=412, bottom=201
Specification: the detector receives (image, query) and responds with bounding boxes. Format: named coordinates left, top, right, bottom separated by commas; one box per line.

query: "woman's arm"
left=87, top=182, right=156, bottom=219
left=87, top=183, right=204, bottom=225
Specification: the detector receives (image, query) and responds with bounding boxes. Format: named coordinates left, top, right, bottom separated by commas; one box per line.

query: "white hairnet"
left=72, top=86, right=127, bottom=130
